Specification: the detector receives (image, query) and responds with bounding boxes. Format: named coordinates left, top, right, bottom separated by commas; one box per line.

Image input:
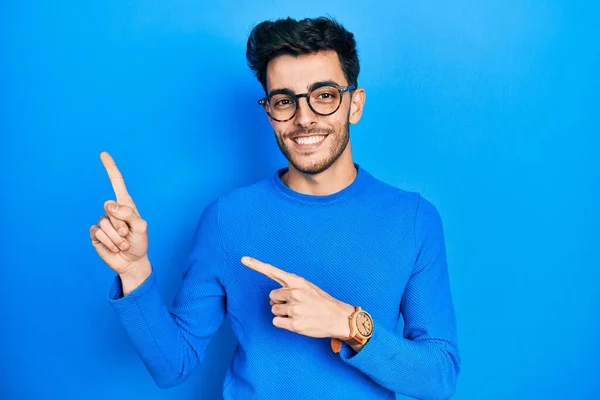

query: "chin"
left=289, top=155, right=337, bottom=175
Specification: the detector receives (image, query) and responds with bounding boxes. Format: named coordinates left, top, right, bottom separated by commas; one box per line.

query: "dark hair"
left=246, top=16, right=360, bottom=93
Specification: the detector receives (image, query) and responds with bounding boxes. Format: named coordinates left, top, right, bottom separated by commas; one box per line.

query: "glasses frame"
left=257, top=83, right=356, bottom=122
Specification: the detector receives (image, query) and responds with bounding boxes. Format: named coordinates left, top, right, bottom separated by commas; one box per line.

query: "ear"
left=348, top=87, right=366, bottom=124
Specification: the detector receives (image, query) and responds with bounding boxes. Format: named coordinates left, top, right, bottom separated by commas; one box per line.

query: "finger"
left=272, top=317, right=295, bottom=332
left=100, top=151, right=135, bottom=206
left=90, top=225, right=117, bottom=258
left=106, top=202, right=147, bottom=234
left=240, top=256, right=301, bottom=287
left=271, top=304, right=290, bottom=317
left=98, top=216, right=130, bottom=251
left=269, top=288, right=294, bottom=303
left=91, top=224, right=120, bottom=253
left=104, top=201, right=129, bottom=237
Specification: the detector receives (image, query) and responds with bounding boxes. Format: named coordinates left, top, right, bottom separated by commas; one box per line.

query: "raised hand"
left=90, top=151, right=149, bottom=277
left=240, top=256, right=355, bottom=340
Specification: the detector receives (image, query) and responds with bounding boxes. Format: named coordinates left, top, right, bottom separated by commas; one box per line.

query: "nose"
left=294, top=96, right=317, bottom=128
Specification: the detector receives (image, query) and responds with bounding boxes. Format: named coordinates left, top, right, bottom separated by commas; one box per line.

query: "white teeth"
left=293, top=135, right=326, bottom=145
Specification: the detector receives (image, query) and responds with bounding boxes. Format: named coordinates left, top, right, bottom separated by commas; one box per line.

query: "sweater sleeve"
left=107, top=199, right=227, bottom=388
left=338, top=195, right=461, bottom=400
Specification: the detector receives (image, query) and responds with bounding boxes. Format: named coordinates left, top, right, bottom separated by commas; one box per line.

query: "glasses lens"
left=310, top=86, right=341, bottom=115
left=268, top=93, right=296, bottom=121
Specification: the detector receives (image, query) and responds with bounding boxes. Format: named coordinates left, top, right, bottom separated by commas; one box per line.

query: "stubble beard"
left=275, top=118, right=351, bottom=175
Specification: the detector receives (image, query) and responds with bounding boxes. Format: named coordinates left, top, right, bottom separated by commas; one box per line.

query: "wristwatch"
left=331, top=306, right=374, bottom=353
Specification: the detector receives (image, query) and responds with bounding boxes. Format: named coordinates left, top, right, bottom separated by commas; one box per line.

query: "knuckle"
left=289, top=304, right=300, bottom=317
left=291, top=319, right=302, bottom=331
left=138, top=219, right=148, bottom=231
left=291, top=289, right=303, bottom=301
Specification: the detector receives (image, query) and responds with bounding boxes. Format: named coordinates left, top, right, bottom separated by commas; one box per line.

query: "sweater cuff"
left=107, top=270, right=156, bottom=305
left=338, top=316, right=397, bottom=369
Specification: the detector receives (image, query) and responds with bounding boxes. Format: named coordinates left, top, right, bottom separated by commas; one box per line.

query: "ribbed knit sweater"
left=108, top=164, right=461, bottom=400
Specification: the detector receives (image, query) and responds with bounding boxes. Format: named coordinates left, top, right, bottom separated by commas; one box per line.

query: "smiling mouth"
left=291, top=135, right=328, bottom=145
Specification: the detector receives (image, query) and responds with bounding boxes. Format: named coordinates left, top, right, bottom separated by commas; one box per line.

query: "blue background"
left=1, top=1, right=598, bottom=399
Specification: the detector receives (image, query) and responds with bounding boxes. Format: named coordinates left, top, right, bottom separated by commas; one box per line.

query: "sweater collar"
left=271, top=163, right=373, bottom=204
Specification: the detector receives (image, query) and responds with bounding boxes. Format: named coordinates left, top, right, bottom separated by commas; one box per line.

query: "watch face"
left=356, top=312, right=373, bottom=336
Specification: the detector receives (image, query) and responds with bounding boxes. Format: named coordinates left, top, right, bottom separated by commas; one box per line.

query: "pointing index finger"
left=100, top=151, right=134, bottom=206
left=241, top=257, right=299, bottom=287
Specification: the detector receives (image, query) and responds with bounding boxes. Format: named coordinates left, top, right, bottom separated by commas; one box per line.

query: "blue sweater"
left=108, top=164, right=461, bottom=400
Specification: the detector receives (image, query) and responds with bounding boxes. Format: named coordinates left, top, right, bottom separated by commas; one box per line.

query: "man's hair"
left=246, top=16, right=360, bottom=93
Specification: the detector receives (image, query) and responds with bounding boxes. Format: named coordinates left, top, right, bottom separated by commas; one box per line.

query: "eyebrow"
left=268, top=80, right=341, bottom=96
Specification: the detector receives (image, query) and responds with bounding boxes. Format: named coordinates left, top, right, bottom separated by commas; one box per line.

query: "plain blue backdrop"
left=1, top=1, right=598, bottom=399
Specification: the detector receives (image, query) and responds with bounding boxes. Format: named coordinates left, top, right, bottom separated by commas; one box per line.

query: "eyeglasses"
left=258, top=83, right=356, bottom=122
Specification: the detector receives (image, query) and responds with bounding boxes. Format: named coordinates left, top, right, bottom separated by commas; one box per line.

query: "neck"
left=281, top=148, right=357, bottom=196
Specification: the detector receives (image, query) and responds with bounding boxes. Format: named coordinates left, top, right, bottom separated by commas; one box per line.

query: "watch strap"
left=330, top=306, right=371, bottom=353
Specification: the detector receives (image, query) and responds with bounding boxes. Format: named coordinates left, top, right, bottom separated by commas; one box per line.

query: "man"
left=90, top=16, right=461, bottom=400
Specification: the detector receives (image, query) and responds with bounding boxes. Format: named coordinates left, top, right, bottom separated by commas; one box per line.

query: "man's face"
left=264, top=50, right=364, bottom=175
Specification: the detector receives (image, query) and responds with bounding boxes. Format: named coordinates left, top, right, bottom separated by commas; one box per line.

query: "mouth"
left=289, top=134, right=328, bottom=151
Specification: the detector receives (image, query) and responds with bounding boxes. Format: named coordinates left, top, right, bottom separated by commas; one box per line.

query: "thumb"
left=106, top=202, right=147, bottom=234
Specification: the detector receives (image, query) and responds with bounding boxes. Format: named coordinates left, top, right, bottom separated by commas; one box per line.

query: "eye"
left=273, top=97, right=295, bottom=108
